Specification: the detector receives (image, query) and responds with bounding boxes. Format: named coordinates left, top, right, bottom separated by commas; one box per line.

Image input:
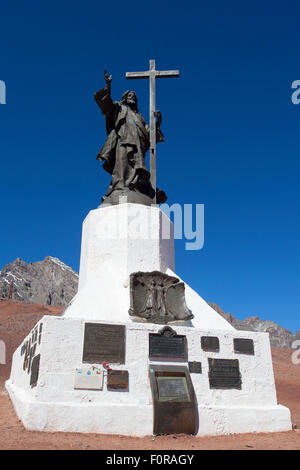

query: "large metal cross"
left=126, top=59, right=179, bottom=203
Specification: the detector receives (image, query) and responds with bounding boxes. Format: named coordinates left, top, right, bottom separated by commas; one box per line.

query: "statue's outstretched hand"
left=104, top=69, right=112, bottom=84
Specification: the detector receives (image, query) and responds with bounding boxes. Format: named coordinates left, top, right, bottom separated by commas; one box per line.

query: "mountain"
left=0, top=257, right=78, bottom=307
left=208, top=302, right=299, bottom=349
left=0, top=257, right=298, bottom=348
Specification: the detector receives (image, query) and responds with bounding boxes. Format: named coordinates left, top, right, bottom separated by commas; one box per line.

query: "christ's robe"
left=94, top=86, right=163, bottom=198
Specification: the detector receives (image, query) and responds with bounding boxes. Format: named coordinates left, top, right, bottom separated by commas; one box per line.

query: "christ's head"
left=121, top=90, right=138, bottom=110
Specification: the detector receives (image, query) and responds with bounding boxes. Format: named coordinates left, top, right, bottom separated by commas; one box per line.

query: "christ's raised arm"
left=94, top=70, right=115, bottom=117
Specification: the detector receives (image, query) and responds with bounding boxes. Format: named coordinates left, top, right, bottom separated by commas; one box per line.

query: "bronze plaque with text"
left=208, top=358, right=241, bottom=389
left=30, top=354, right=40, bottom=388
left=201, top=336, right=219, bottom=352
left=107, top=370, right=129, bottom=390
left=83, top=323, right=125, bottom=364
left=234, top=338, right=254, bottom=355
left=188, top=361, right=202, bottom=374
left=149, top=334, right=187, bottom=360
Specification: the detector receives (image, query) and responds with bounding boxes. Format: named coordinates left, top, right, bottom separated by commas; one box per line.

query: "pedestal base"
left=6, top=316, right=292, bottom=436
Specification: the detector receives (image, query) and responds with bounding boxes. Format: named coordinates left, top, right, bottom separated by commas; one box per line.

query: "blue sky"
left=0, top=1, right=299, bottom=332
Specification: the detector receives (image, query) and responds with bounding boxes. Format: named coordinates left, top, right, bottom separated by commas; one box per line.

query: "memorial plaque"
left=208, top=358, right=241, bottom=389
left=74, top=367, right=104, bottom=390
left=201, top=336, right=219, bottom=352
left=83, top=323, right=125, bottom=364
left=27, top=344, right=37, bottom=374
left=107, top=370, right=129, bottom=390
left=39, top=323, right=43, bottom=345
left=149, top=326, right=187, bottom=360
left=30, top=354, right=40, bottom=387
left=234, top=338, right=254, bottom=355
left=149, top=365, right=197, bottom=435
left=157, top=376, right=190, bottom=402
left=188, top=361, right=202, bottom=374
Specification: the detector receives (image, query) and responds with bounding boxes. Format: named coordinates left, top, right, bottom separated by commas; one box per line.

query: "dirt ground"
left=0, top=299, right=300, bottom=450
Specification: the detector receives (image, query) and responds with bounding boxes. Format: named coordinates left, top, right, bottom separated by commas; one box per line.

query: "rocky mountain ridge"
left=0, top=257, right=78, bottom=307
left=0, top=257, right=298, bottom=348
left=208, top=302, right=299, bottom=349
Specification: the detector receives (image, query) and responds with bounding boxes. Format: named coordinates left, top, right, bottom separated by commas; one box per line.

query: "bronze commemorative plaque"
left=201, top=336, right=219, bottom=352
left=234, top=338, right=254, bottom=355
left=107, top=370, right=129, bottom=390
left=188, top=361, right=202, bottom=374
left=30, top=354, right=40, bottom=388
left=156, top=376, right=190, bottom=402
left=208, top=358, right=241, bottom=389
left=83, top=323, right=125, bottom=364
left=149, top=365, right=197, bottom=435
left=149, top=326, right=187, bottom=360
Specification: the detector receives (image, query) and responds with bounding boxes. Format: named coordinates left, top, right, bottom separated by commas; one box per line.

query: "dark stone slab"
left=107, top=370, right=129, bottom=390
left=149, top=326, right=187, bottom=360
left=30, top=354, right=40, bottom=388
left=208, top=358, right=241, bottom=389
left=234, top=338, right=254, bottom=355
left=83, top=323, right=126, bottom=364
left=201, top=336, right=219, bottom=352
left=149, top=365, right=197, bottom=435
left=188, top=361, right=202, bottom=374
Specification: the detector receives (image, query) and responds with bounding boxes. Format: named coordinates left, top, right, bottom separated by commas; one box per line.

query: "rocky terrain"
left=208, top=302, right=299, bottom=349
left=0, top=257, right=298, bottom=349
left=0, top=257, right=78, bottom=307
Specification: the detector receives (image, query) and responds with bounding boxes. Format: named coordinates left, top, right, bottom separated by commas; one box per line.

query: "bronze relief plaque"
left=234, top=338, right=254, bottom=355
left=129, top=271, right=193, bottom=324
left=208, top=358, right=241, bottom=389
left=83, top=323, right=125, bottom=364
left=107, top=370, right=129, bottom=390
left=201, top=336, right=219, bottom=352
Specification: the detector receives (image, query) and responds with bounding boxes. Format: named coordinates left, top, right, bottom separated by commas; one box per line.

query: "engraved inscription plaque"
left=149, top=326, right=187, bottom=360
left=234, top=338, right=254, bottom=355
left=208, top=358, right=241, bottom=389
left=201, top=336, right=219, bottom=352
left=107, top=370, right=129, bottom=390
left=188, top=361, right=202, bottom=374
left=30, top=354, right=40, bottom=387
left=83, top=323, right=125, bottom=364
left=149, top=365, right=197, bottom=435
left=157, top=376, right=190, bottom=402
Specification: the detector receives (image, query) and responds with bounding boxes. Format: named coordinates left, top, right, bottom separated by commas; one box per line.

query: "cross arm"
left=126, top=71, right=150, bottom=79
left=155, top=70, right=179, bottom=78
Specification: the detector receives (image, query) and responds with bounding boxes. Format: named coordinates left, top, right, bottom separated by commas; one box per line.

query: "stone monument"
left=6, top=60, right=292, bottom=436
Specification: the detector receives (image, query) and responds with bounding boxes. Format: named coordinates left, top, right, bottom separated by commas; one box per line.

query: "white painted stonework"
left=6, top=204, right=292, bottom=436
left=63, top=204, right=232, bottom=330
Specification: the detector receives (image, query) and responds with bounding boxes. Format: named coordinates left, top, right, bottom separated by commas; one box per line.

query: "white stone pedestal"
left=6, top=204, right=292, bottom=436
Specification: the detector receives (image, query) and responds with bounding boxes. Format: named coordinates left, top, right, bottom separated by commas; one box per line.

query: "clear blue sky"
left=0, top=1, right=299, bottom=332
